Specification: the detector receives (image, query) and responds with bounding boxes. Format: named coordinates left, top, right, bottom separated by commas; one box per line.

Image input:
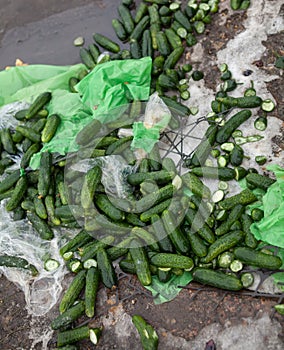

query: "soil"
left=0, top=1, right=283, bottom=350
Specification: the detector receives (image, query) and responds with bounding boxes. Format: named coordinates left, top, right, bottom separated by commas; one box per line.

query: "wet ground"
left=0, top=0, right=284, bottom=349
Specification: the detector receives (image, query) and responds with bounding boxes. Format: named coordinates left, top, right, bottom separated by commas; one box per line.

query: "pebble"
left=73, top=36, right=85, bottom=46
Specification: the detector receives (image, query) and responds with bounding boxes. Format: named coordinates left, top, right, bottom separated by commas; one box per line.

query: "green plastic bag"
left=0, top=64, right=86, bottom=107
left=250, top=164, right=284, bottom=248
left=75, top=57, right=152, bottom=123
left=144, top=272, right=193, bottom=304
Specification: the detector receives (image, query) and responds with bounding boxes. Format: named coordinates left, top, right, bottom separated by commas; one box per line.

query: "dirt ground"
left=0, top=1, right=284, bottom=349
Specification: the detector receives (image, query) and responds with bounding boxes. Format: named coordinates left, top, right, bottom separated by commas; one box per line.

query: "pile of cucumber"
left=0, top=1, right=282, bottom=349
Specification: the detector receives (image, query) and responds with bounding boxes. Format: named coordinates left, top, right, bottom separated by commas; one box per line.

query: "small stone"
left=73, top=36, right=85, bottom=46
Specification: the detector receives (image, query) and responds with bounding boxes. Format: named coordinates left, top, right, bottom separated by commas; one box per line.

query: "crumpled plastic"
left=144, top=272, right=193, bottom=304
left=131, top=92, right=171, bottom=153
left=250, top=164, right=284, bottom=248
left=75, top=57, right=152, bottom=123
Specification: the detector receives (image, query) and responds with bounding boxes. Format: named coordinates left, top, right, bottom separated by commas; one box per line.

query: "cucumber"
left=130, top=40, right=142, bottom=59
left=27, top=211, right=54, bottom=240
left=51, top=300, right=85, bottom=330
left=126, top=213, right=146, bottom=227
left=76, top=119, right=102, bottom=146
left=59, top=231, right=92, bottom=256
left=56, top=325, right=89, bottom=347
left=25, top=92, right=52, bottom=120
left=0, top=129, right=17, bottom=154
left=142, top=29, right=153, bottom=57
left=93, top=33, right=120, bottom=53
left=81, top=166, right=102, bottom=209
left=95, top=193, right=125, bottom=221
left=88, top=44, right=100, bottom=63
left=118, top=4, right=134, bottom=35
left=127, top=170, right=174, bottom=186
left=185, top=208, right=215, bottom=244
left=190, top=124, right=218, bottom=167
left=132, top=315, right=159, bottom=350
left=160, top=95, right=190, bottom=116
left=234, top=247, right=282, bottom=270
left=14, top=109, right=28, bottom=121
left=85, top=266, right=100, bottom=318
left=152, top=55, right=165, bottom=76
left=151, top=214, right=174, bottom=253
left=156, top=31, right=171, bottom=56
left=174, top=10, right=192, bottom=31
left=164, top=28, right=182, bottom=49
left=45, top=195, right=61, bottom=225
left=245, top=173, right=275, bottom=191
left=0, top=255, right=38, bottom=276
left=107, top=245, right=129, bottom=261
left=158, top=74, right=177, bottom=91
left=186, top=230, right=208, bottom=257
left=181, top=172, right=211, bottom=199
left=33, top=196, right=48, bottom=220
left=80, top=236, right=115, bottom=262
left=6, top=176, right=28, bottom=211
left=140, top=198, right=171, bottom=222
left=148, top=4, right=160, bottom=25
left=163, top=46, right=184, bottom=70
left=69, top=76, right=79, bottom=92
left=96, top=248, right=117, bottom=289
left=230, top=144, right=244, bottom=166
left=38, top=151, right=52, bottom=198
left=112, top=19, right=128, bottom=41
left=192, top=268, right=243, bottom=291
left=216, top=96, right=262, bottom=108
left=105, top=136, right=133, bottom=155
left=162, top=209, right=190, bottom=254
left=241, top=213, right=258, bottom=249
left=134, top=3, right=148, bottom=24
left=59, top=269, right=87, bottom=313
left=130, top=15, right=150, bottom=41
left=190, top=166, right=236, bottom=181
left=131, top=227, right=160, bottom=251
left=41, top=114, right=61, bottom=143
left=215, top=204, right=244, bottom=236
left=150, top=253, right=194, bottom=270
left=129, top=239, right=152, bottom=286
left=219, top=188, right=257, bottom=210
left=16, top=125, right=41, bottom=143
left=135, top=184, right=174, bottom=213
left=157, top=268, right=171, bottom=283
left=79, top=48, right=96, bottom=69
left=119, top=259, right=136, bottom=274
left=20, top=143, right=40, bottom=169
left=216, top=110, right=252, bottom=144
left=202, top=230, right=244, bottom=263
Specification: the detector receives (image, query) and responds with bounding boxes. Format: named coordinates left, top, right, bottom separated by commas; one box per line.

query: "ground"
left=0, top=1, right=284, bottom=349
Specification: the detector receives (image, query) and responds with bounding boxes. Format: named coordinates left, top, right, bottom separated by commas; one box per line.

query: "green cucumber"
left=45, top=195, right=61, bottom=225
left=27, top=211, right=54, bottom=240
left=174, top=10, right=192, bottom=31
left=118, top=4, right=134, bottom=35
left=105, top=136, right=133, bottom=155
left=20, top=143, right=40, bottom=168
left=241, top=213, right=258, bottom=249
left=6, top=176, right=28, bottom=211
left=185, top=208, right=215, bottom=244
left=164, top=28, right=182, bottom=49
left=215, top=204, right=245, bottom=236
left=163, top=46, right=184, bottom=70
left=25, top=92, right=52, bottom=120
left=134, top=3, right=148, bottom=23
left=95, top=193, right=125, bottom=221
left=190, top=166, right=236, bottom=181
left=140, top=198, right=171, bottom=222
left=219, top=188, right=257, bottom=210
left=93, top=33, right=120, bottom=53
left=51, top=300, right=85, bottom=330
left=112, top=19, right=128, bottom=41
left=156, top=31, right=171, bottom=56
left=150, top=252, right=194, bottom=270
left=151, top=214, right=174, bottom=253
left=0, top=255, right=38, bottom=276
left=192, top=267, right=243, bottom=291
left=216, top=96, right=262, bottom=108
left=129, top=239, right=152, bottom=286
left=85, top=267, right=100, bottom=318
left=41, top=114, right=60, bottom=143
left=96, top=248, right=117, bottom=289
left=132, top=315, right=159, bottom=350
left=60, top=230, right=92, bottom=256
left=0, top=129, right=17, bottom=154
left=216, top=110, right=252, bottom=144
left=80, top=236, right=115, bottom=262
left=59, top=269, right=87, bottom=313
left=130, top=40, right=142, bottom=59
left=234, top=247, right=282, bottom=270
left=81, top=166, right=102, bottom=209
left=186, top=229, right=208, bottom=257
left=202, top=230, right=244, bottom=263
left=131, top=227, right=160, bottom=251
left=161, top=95, right=190, bottom=116
left=38, top=151, right=52, bottom=198
left=80, top=48, right=96, bottom=69
left=76, top=118, right=102, bottom=146
left=130, top=15, right=150, bottom=41
left=127, top=170, right=174, bottom=186
left=181, top=172, right=211, bottom=199
left=162, top=209, right=190, bottom=254
left=33, top=196, right=48, bottom=220
left=142, top=29, right=153, bottom=57
left=57, top=325, right=101, bottom=347
left=245, top=173, right=275, bottom=191
left=16, top=125, right=41, bottom=143
left=230, top=145, right=244, bottom=166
